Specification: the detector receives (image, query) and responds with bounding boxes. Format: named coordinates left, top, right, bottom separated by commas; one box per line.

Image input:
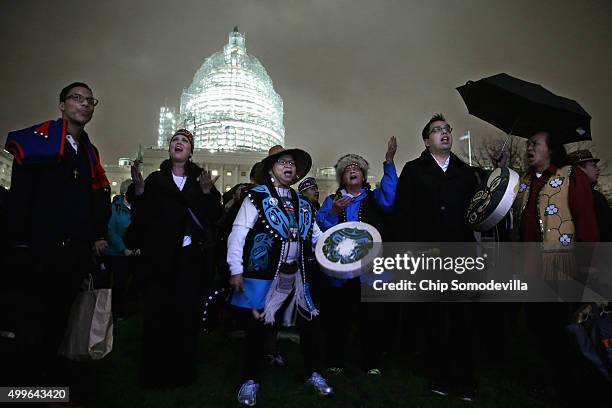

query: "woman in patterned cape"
left=227, top=145, right=333, bottom=406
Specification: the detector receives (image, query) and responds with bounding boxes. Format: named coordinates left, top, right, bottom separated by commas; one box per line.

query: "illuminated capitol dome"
left=103, top=27, right=365, bottom=199
left=157, top=27, right=285, bottom=152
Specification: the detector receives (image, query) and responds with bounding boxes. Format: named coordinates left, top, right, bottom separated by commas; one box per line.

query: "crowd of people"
left=1, top=82, right=611, bottom=407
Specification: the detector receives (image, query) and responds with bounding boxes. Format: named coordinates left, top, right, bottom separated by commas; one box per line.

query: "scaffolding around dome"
left=157, top=27, right=285, bottom=152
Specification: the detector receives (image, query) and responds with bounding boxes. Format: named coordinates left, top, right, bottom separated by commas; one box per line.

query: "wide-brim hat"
left=568, top=149, right=600, bottom=165
left=256, top=145, right=312, bottom=185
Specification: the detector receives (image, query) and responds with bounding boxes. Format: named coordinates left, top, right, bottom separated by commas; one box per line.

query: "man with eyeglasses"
left=395, top=113, right=479, bottom=242
left=4, top=82, right=110, bottom=401
left=394, top=113, right=480, bottom=401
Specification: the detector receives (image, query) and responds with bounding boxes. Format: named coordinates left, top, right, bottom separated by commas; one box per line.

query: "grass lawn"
left=83, top=315, right=562, bottom=408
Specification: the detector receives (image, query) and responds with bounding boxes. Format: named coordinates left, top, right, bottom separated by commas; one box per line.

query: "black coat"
left=394, top=150, right=479, bottom=242
left=129, top=160, right=222, bottom=277
left=6, top=144, right=110, bottom=254
left=593, top=188, right=612, bottom=242
left=131, top=160, right=222, bottom=387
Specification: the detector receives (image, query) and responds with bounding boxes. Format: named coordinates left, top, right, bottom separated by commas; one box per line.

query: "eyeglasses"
left=430, top=125, right=452, bottom=135
left=64, top=93, right=99, bottom=106
left=276, top=159, right=296, bottom=167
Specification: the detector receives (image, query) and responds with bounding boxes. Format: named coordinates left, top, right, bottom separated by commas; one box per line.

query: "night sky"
left=1, top=0, right=611, bottom=172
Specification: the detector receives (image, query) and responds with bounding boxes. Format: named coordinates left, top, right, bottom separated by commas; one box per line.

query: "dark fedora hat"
left=256, top=145, right=312, bottom=185
left=568, top=149, right=600, bottom=165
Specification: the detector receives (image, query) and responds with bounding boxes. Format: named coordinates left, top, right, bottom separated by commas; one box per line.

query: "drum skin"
left=315, top=221, right=382, bottom=279
left=466, top=167, right=520, bottom=232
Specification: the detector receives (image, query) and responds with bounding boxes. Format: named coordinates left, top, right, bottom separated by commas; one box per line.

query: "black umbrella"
left=457, top=73, right=591, bottom=144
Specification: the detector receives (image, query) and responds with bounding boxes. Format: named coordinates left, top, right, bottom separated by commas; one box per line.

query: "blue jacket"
left=316, top=161, right=397, bottom=286
left=317, top=161, right=397, bottom=230
left=105, top=196, right=132, bottom=256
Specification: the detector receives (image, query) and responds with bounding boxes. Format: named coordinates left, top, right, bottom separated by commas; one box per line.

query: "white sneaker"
left=237, top=380, right=259, bottom=406
left=307, top=372, right=333, bottom=396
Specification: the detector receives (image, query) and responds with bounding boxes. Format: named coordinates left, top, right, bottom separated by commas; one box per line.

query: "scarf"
left=5, top=118, right=109, bottom=190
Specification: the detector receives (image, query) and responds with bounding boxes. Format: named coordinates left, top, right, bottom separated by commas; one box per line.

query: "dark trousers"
left=7, top=242, right=94, bottom=394
left=263, top=327, right=279, bottom=356
left=101, top=256, right=132, bottom=318
left=525, top=303, right=580, bottom=399
left=240, top=307, right=323, bottom=382
left=321, top=277, right=385, bottom=370
left=477, top=303, right=520, bottom=363
left=425, top=303, right=476, bottom=390
left=140, top=245, right=206, bottom=388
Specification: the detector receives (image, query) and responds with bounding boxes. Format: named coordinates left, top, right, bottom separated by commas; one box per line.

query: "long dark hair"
left=543, top=131, right=569, bottom=167
left=159, top=158, right=202, bottom=177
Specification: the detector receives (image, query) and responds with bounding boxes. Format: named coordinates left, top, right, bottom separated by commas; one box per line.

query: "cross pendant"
left=73, top=168, right=79, bottom=179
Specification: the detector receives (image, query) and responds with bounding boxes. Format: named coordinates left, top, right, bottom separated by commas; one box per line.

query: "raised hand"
left=93, top=239, right=108, bottom=257
left=385, top=136, right=397, bottom=162
left=131, top=161, right=145, bottom=196
left=199, top=169, right=219, bottom=194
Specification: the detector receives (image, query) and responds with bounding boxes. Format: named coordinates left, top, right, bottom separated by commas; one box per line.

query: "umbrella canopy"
left=457, top=73, right=591, bottom=144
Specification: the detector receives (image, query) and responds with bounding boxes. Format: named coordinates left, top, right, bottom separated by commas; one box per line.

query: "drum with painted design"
left=466, top=167, right=520, bottom=232
left=315, top=221, right=382, bottom=279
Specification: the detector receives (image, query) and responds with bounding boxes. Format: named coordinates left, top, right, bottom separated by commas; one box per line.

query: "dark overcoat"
left=129, top=159, right=222, bottom=387
left=394, top=150, right=479, bottom=242
left=129, top=159, right=222, bottom=278
left=593, top=188, right=612, bottom=242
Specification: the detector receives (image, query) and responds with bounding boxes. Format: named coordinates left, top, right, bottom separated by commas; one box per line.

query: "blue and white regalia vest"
left=242, top=184, right=316, bottom=281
